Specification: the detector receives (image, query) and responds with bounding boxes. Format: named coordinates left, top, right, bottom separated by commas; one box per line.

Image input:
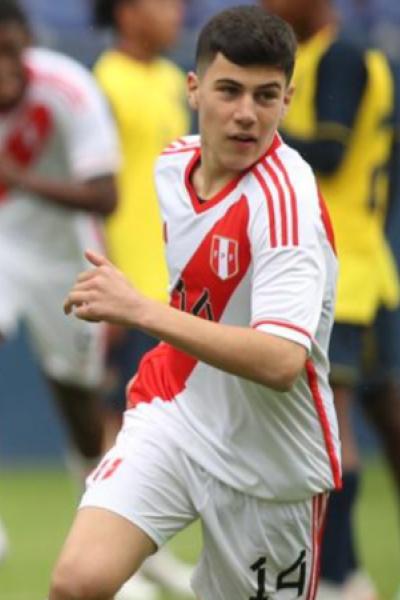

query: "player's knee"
left=49, top=557, right=114, bottom=600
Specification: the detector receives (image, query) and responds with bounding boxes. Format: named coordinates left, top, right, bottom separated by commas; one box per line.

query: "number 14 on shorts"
left=250, top=550, right=306, bottom=599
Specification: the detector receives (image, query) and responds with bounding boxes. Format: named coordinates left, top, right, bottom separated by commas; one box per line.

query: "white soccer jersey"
left=0, top=47, right=120, bottom=264
left=126, top=134, right=341, bottom=501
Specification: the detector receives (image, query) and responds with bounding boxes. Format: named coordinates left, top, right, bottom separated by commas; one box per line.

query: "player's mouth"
left=228, top=133, right=258, bottom=149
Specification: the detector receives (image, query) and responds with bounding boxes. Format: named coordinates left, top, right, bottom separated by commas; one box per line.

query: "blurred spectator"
left=0, top=0, right=119, bottom=560
left=19, top=0, right=108, bottom=66
left=334, top=0, right=400, bottom=61
left=262, top=0, right=399, bottom=598
left=93, top=1, right=192, bottom=599
left=185, top=0, right=254, bottom=29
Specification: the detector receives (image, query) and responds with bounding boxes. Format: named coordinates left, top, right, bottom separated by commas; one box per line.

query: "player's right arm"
left=63, top=249, right=307, bottom=392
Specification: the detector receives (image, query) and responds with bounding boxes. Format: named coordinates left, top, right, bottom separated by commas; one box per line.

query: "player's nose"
left=233, top=94, right=257, bottom=126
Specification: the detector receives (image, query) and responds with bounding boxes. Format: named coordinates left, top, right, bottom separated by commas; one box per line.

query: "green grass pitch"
left=0, top=456, right=398, bottom=599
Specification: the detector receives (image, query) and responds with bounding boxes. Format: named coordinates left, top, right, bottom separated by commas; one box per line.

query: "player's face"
left=125, top=0, right=185, bottom=51
left=0, top=23, right=29, bottom=111
left=188, top=53, right=293, bottom=175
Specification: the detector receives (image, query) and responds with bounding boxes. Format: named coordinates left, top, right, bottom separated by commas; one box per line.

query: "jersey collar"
left=185, top=133, right=282, bottom=214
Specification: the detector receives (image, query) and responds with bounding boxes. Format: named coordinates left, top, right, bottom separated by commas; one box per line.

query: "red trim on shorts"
left=252, top=319, right=312, bottom=341
left=307, top=494, right=329, bottom=600
left=305, top=496, right=318, bottom=600
left=271, top=151, right=299, bottom=246
left=306, top=360, right=342, bottom=490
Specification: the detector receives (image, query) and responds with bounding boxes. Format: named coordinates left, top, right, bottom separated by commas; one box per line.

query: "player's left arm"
left=0, top=71, right=120, bottom=215
left=64, top=250, right=307, bottom=393
left=0, top=155, right=117, bottom=215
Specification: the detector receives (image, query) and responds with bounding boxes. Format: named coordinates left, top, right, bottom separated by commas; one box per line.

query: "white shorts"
left=81, top=420, right=328, bottom=600
left=0, top=249, right=105, bottom=387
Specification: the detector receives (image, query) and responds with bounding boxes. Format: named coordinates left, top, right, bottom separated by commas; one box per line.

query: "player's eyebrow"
left=214, top=78, right=283, bottom=91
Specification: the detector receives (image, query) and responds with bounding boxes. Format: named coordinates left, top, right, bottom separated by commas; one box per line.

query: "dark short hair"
left=94, top=0, right=135, bottom=28
left=196, top=6, right=297, bottom=82
left=0, top=0, right=30, bottom=30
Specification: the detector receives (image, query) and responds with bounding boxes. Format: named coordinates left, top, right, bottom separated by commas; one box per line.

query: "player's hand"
left=63, top=249, right=146, bottom=326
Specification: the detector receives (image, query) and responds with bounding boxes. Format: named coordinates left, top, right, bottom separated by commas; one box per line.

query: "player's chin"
left=224, top=145, right=261, bottom=172
left=227, top=156, right=258, bottom=173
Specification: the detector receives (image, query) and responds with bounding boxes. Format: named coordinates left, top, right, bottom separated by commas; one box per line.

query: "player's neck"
left=191, top=154, right=238, bottom=202
left=115, top=37, right=159, bottom=64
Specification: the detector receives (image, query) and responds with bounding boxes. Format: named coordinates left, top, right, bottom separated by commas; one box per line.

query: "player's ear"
left=280, top=84, right=295, bottom=121
left=187, top=71, right=200, bottom=111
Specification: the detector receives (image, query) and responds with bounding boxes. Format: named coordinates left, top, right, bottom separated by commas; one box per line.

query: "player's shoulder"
left=247, top=138, right=321, bottom=246
left=156, top=135, right=200, bottom=172
left=25, top=47, right=101, bottom=108
left=251, top=138, right=318, bottom=207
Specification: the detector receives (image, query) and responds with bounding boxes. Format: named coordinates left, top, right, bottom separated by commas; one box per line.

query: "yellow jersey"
left=95, top=50, right=189, bottom=301
left=283, top=27, right=399, bottom=324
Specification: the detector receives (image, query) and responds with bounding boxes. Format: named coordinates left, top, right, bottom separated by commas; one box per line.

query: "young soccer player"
left=49, top=7, right=340, bottom=600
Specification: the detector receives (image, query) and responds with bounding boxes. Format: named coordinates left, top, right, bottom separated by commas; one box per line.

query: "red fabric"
left=127, top=195, right=252, bottom=407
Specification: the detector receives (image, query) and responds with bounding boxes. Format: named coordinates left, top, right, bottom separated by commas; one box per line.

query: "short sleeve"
left=250, top=158, right=326, bottom=352
left=57, top=71, right=120, bottom=180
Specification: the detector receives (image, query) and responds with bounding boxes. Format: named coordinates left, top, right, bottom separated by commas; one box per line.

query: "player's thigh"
left=329, top=322, right=365, bottom=387
left=192, top=473, right=327, bottom=600
left=52, top=506, right=156, bottom=598
left=25, top=273, right=105, bottom=387
left=80, top=424, right=198, bottom=551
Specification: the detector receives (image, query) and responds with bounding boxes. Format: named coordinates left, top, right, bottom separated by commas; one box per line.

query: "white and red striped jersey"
left=0, top=47, right=120, bottom=264
left=126, top=134, right=341, bottom=501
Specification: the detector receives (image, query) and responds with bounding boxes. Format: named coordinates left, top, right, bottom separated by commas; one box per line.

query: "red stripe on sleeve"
left=271, top=152, right=299, bottom=246
left=318, top=190, right=337, bottom=254
left=263, top=159, right=288, bottom=246
left=252, top=319, right=312, bottom=341
left=253, top=166, right=277, bottom=248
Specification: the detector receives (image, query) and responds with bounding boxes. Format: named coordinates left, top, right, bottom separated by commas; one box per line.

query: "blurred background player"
left=93, top=1, right=192, bottom=598
left=261, top=0, right=400, bottom=598
left=0, top=0, right=119, bottom=561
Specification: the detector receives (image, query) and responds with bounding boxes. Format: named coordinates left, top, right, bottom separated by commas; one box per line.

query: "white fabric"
left=0, top=47, right=120, bottom=261
left=0, top=47, right=118, bottom=384
left=126, top=135, right=341, bottom=501
left=81, top=422, right=326, bottom=600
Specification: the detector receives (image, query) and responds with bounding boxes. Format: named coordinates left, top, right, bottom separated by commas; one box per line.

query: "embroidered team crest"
left=210, top=235, right=239, bottom=280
